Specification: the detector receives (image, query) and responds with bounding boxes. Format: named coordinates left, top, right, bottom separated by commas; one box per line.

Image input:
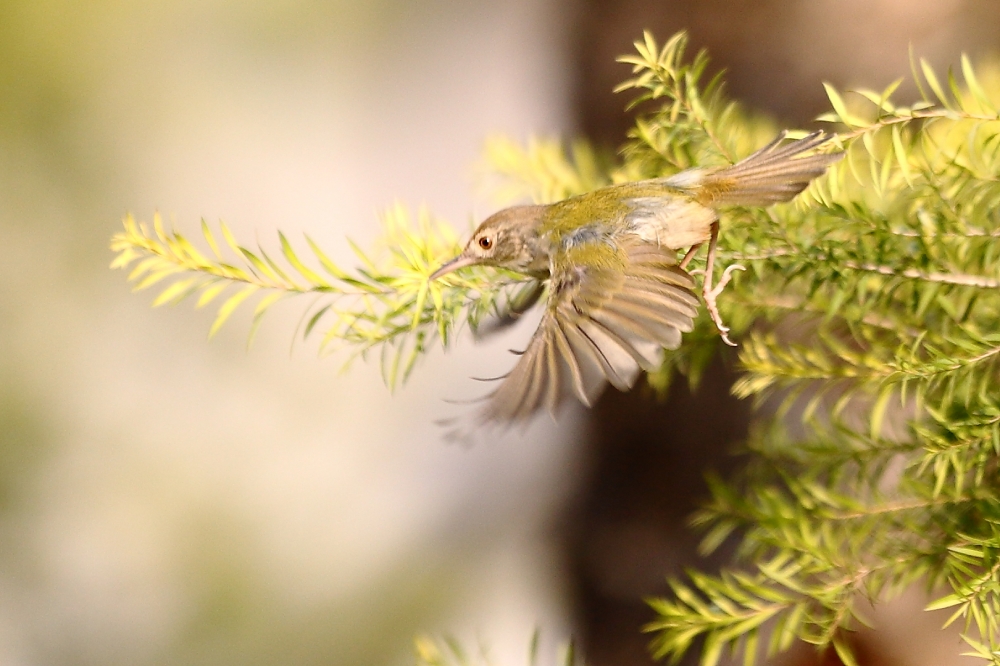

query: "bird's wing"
left=471, top=239, right=698, bottom=426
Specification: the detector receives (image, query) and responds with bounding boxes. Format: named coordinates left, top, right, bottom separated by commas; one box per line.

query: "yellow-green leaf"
left=209, top=285, right=257, bottom=338
left=152, top=277, right=200, bottom=307
left=824, top=83, right=856, bottom=127
left=280, top=232, right=325, bottom=285
left=202, top=219, right=223, bottom=259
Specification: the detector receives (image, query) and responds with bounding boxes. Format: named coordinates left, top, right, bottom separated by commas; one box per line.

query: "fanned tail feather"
left=674, top=131, right=843, bottom=207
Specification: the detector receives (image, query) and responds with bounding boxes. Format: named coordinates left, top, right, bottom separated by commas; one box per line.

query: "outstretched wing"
left=472, top=239, right=698, bottom=426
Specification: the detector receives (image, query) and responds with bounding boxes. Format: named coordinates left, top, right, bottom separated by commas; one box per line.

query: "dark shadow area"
left=563, top=353, right=749, bottom=666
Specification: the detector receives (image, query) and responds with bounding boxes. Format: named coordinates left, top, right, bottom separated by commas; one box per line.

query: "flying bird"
left=431, top=131, right=842, bottom=428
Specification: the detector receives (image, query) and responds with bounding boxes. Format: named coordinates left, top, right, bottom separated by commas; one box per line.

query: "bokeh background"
left=1, top=1, right=998, bottom=665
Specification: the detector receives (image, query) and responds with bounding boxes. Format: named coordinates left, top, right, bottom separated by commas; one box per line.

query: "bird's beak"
left=430, top=254, right=477, bottom=280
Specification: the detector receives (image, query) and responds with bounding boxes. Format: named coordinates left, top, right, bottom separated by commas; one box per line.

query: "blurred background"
left=1, top=1, right=998, bottom=665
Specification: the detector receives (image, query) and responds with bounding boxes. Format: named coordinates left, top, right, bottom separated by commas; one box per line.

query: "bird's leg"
left=679, top=243, right=702, bottom=270
left=701, top=221, right=745, bottom=347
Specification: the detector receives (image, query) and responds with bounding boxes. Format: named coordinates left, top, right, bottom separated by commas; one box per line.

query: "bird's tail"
left=667, top=131, right=843, bottom=207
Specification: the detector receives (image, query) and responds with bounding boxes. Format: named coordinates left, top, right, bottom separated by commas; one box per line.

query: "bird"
left=431, top=131, right=842, bottom=429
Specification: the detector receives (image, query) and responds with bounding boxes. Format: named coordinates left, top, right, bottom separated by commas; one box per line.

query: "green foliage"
left=480, top=135, right=612, bottom=204
left=110, top=29, right=1000, bottom=666
left=110, top=205, right=534, bottom=389
left=616, top=32, right=1000, bottom=666
left=614, top=31, right=777, bottom=177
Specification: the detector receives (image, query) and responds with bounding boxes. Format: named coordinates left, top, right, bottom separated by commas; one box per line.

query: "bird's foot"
left=703, top=263, right=745, bottom=347
left=709, top=263, right=746, bottom=299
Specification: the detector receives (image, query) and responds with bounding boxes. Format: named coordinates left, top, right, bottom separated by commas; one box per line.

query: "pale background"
left=1, top=1, right=580, bottom=665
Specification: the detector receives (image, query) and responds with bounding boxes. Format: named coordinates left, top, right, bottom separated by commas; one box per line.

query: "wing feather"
left=542, top=327, right=562, bottom=414
left=482, top=333, right=542, bottom=421
left=550, top=318, right=590, bottom=407
left=562, top=321, right=632, bottom=391
left=594, top=302, right=682, bottom=351
left=468, top=238, right=699, bottom=427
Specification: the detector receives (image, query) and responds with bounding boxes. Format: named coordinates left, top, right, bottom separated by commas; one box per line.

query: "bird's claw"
left=703, top=264, right=745, bottom=347
left=708, top=263, right=746, bottom=299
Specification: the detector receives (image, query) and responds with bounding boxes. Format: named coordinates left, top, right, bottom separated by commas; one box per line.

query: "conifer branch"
left=839, top=260, right=1000, bottom=289
left=110, top=208, right=534, bottom=388
left=612, top=32, right=1000, bottom=665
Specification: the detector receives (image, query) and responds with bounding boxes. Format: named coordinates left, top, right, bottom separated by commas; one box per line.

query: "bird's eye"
left=478, top=236, right=493, bottom=250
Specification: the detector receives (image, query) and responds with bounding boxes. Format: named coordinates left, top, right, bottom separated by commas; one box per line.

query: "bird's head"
left=430, top=205, right=548, bottom=279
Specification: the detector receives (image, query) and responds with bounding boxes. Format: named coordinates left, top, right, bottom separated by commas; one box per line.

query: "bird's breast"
left=624, top=196, right=716, bottom=250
